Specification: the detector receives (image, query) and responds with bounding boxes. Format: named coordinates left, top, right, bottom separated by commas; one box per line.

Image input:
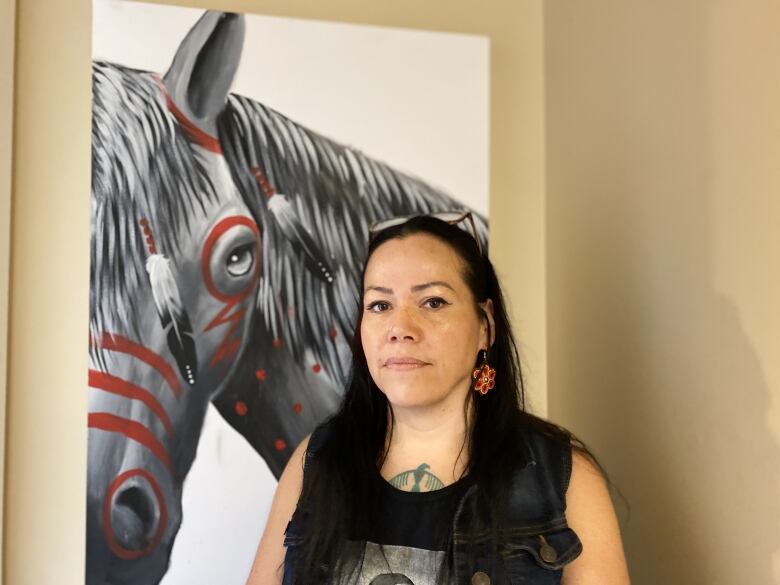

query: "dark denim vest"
left=283, top=425, right=582, bottom=584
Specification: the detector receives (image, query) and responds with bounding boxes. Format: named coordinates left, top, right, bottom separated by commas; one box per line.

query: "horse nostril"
left=111, top=483, right=160, bottom=551
left=102, top=469, right=169, bottom=560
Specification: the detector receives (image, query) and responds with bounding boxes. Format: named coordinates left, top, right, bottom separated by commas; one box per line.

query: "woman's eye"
left=366, top=301, right=390, bottom=313
left=226, top=244, right=254, bottom=277
left=424, top=297, right=449, bottom=309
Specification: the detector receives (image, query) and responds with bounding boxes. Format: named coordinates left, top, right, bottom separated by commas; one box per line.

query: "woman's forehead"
left=363, top=234, right=467, bottom=289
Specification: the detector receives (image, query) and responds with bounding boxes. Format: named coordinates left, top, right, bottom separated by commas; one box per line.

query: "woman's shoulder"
left=515, top=414, right=579, bottom=499
left=303, top=418, right=333, bottom=460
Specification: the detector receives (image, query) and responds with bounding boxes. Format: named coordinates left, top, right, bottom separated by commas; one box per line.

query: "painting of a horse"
left=87, top=10, right=487, bottom=584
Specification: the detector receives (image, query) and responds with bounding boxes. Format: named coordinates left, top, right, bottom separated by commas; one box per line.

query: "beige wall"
left=4, top=1, right=545, bottom=583
left=17, top=2, right=780, bottom=584
left=6, top=1, right=93, bottom=584
left=546, top=1, right=780, bottom=583
left=1, top=0, right=17, bottom=580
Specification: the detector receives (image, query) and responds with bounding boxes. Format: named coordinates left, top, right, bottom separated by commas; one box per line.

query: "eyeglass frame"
left=368, top=210, right=482, bottom=254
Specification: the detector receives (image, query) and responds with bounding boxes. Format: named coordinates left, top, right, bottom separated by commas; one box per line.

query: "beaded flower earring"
left=472, top=349, right=496, bottom=395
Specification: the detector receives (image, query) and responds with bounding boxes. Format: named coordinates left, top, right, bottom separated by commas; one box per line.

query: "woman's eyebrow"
left=365, top=281, right=455, bottom=295
left=411, top=281, right=455, bottom=293
left=365, top=285, right=393, bottom=294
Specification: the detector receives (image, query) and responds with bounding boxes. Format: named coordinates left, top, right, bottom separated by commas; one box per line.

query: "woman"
left=248, top=214, right=630, bottom=584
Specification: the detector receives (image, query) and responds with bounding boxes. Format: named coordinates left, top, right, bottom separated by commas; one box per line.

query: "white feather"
left=146, top=254, right=186, bottom=343
left=267, top=193, right=294, bottom=231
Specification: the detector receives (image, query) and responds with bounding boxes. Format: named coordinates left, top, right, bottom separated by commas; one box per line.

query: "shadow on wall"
left=610, top=240, right=780, bottom=585
left=545, top=2, right=780, bottom=584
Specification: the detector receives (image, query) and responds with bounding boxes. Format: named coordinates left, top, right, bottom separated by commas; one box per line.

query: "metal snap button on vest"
left=538, top=534, right=558, bottom=563
left=471, top=571, right=491, bottom=585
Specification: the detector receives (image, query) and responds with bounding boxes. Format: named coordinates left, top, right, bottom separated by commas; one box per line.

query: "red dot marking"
left=235, top=401, right=248, bottom=416
left=255, top=369, right=267, bottom=381
left=329, top=328, right=338, bottom=340
left=292, top=403, right=303, bottom=414
left=272, top=338, right=283, bottom=349
left=274, top=439, right=287, bottom=451
left=312, top=363, right=321, bottom=374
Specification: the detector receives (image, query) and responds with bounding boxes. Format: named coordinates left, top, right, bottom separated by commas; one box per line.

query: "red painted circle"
left=102, top=468, right=168, bottom=561
left=292, top=403, right=303, bottom=414
left=312, top=363, right=322, bottom=374
left=235, top=401, right=248, bottom=416
left=200, top=216, right=261, bottom=303
left=329, top=328, right=338, bottom=340
left=274, top=439, right=287, bottom=451
left=254, top=369, right=267, bottom=381
left=272, top=338, right=283, bottom=349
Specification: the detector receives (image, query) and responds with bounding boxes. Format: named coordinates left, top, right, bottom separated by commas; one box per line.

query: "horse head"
left=87, top=12, right=256, bottom=584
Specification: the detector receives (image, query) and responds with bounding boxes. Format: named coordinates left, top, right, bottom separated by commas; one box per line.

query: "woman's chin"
left=379, top=384, right=447, bottom=411
left=376, top=373, right=472, bottom=411
left=380, top=385, right=430, bottom=408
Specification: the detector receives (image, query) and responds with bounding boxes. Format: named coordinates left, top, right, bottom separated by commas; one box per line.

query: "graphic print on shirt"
left=343, top=542, right=447, bottom=585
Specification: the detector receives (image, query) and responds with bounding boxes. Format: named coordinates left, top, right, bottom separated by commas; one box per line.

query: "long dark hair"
left=289, top=216, right=596, bottom=583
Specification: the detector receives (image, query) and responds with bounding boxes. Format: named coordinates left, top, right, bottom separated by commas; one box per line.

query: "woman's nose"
left=387, top=309, right=420, bottom=342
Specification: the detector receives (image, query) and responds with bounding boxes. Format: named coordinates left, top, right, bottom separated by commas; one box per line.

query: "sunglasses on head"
left=368, top=210, right=482, bottom=254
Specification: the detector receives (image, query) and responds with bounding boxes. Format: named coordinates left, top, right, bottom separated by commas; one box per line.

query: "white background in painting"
left=93, top=1, right=489, bottom=583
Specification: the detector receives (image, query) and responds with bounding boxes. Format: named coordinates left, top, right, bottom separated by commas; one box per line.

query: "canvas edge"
left=0, top=0, right=18, bottom=582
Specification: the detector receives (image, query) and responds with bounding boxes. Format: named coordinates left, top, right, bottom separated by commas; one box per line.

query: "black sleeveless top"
left=283, top=422, right=583, bottom=585
left=346, top=471, right=472, bottom=583
left=367, top=470, right=472, bottom=550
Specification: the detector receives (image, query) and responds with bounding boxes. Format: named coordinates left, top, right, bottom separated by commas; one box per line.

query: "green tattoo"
left=388, top=463, right=444, bottom=492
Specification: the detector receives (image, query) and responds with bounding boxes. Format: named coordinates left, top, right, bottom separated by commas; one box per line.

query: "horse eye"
left=226, top=244, right=254, bottom=277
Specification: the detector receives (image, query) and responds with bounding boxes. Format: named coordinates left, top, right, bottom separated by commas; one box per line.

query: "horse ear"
left=163, top=11, right=245, bottom=134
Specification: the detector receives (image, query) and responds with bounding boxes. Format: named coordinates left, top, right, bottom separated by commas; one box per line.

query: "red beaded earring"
left=472, top=349, right=496, bottom=395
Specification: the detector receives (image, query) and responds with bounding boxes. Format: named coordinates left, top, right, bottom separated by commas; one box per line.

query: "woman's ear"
left=480, top=299, right=496, bottom=348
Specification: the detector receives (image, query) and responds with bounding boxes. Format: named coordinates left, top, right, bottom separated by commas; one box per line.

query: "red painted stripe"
left=88, top=412, right=172, bottom=474
left=199, top=216, right=261, bottom=369
left=92, top=333, right=181, bottom=398
left=88, top=370, right=173, bottom=437
left=165, top=97, right=222, bottom=154
left=152, top=75, right=222, bottom=153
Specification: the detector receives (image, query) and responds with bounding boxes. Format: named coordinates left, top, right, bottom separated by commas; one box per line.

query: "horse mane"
left=90, top=60, right=219, bottom=365
left=218, top=94, right=488, bottom=384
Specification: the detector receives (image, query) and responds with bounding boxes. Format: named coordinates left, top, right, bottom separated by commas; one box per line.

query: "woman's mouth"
left=383, top=357, right=429, bottom=370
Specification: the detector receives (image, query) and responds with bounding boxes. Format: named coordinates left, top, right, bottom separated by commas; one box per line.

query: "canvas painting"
left=88, top=2, right=489, bottom=583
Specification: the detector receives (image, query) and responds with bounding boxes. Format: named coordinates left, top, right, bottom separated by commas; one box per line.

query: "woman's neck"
left=381, top=393, right=474, bottom=490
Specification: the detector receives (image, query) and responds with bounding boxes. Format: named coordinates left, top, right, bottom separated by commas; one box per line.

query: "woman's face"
left=361, top=233, right=492, bottom=410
